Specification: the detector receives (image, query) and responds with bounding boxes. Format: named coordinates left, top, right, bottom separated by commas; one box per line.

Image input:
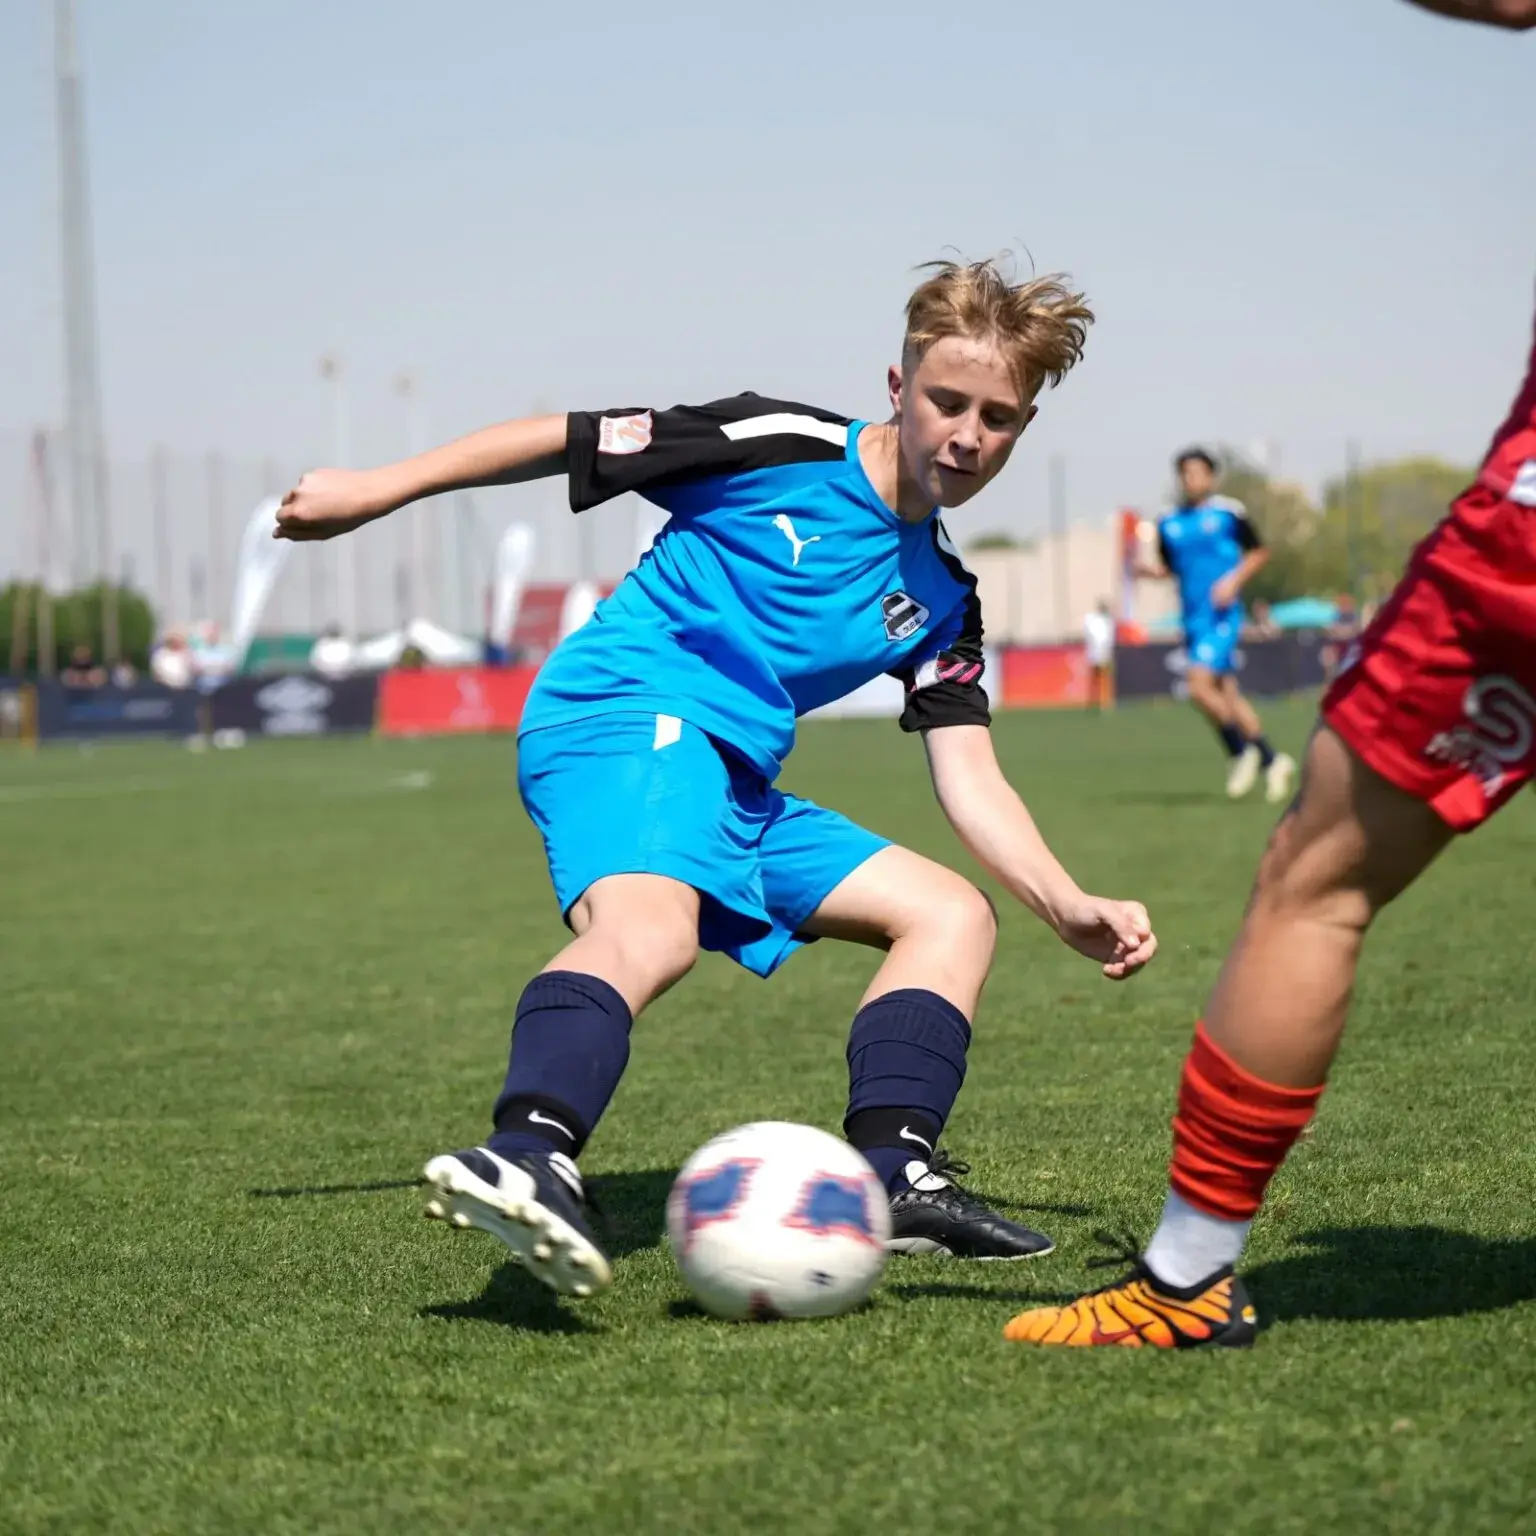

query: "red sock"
left=1169, top=1022, right=1324, bottom=1220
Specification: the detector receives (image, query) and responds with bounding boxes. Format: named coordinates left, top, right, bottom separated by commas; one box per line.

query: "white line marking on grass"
left=0, top=763, right=435, bottom=806
left=383, top=770, right=434, bottom=792
left=0, top=777, right=174, bottom=804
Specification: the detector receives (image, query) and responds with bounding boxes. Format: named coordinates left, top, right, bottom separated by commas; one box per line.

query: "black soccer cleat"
left=886, top=1151, right=1054, bottom=1260
left=422, top=1147, right=612, bottom=1298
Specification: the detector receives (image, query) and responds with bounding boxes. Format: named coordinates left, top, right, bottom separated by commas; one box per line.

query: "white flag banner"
left=228, top=497, right=292, bottom=669
left=489, top=523, right=536, bottom=651
left=633, top=500, right=670, bottom=567
left=559, top=579, right=601, bottom=641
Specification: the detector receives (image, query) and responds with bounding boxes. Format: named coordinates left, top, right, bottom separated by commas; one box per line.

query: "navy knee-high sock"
left=487, top=971, right=633, bottom=1162
left=1216, top=721, right=1247, bottom=757
left=842, top=988, right=972, bottom=1194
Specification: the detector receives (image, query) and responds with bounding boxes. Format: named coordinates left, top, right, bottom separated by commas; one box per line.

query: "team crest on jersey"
left=597, top=411, right=654, bottom=455
left=881, top=590, right=930, bottom=642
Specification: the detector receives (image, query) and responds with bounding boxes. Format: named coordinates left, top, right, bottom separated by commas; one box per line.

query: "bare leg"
left=1222, top=675, right=1264, bottom=743
left=549, top=872, right=702, bottom=1015
left=803, top=845, right=1052, bottom=1255
left=799, top=844, right=997, bottom=1016
left=1185, top=664, right=1234, bottom=731
left=1203, top=725, right=1453, bottom=1085
left=1002, top=726, right=1457, bottom=1340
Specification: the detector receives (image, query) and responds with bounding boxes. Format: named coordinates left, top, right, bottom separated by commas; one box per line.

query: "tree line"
left=1217, top=453, right=1475, bottom=605
left=1, top=583, right=155, bottom=676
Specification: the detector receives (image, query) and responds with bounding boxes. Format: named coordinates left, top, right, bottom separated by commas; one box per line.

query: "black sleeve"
left=891, top=529, right=991, bottom=732
left=1157, top=524, right=1175, bottom=572
left=565, top=394, right=852, bottom=512
left=1231, top=508, right=1263, bottom=552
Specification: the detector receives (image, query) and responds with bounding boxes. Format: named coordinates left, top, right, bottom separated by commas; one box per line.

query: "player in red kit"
left=1003, top=0, right=1536, bottom=1350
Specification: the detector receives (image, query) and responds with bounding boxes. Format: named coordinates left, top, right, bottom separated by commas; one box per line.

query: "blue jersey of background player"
left=275, top=258, right=1159, bottom=1301
left=1146, top=448, right=1296, bottom=803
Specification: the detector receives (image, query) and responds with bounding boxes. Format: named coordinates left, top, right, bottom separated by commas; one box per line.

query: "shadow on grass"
left=885, top=1281, right=1073, bottom=1306
left=1099, top=790, right=1236, bottom=808
left=415, top=1170, right=682, bottom=1335
left=244, top=1166, right=678, bottom=1258
left=1251, top=1226, right=1536, bottom=1324
left=248, top=1178, right=422, bottom=1199
left=665, top=1296, right=885, bottom=1324
left=983, top=1197, right=1095, bottom=1220
left=420, top=1263, right=597, bottom=1336
left=586, top=1168, right=677, bottom=1259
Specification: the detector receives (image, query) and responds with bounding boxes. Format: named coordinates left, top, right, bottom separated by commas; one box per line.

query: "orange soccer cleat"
left=1003, top=1246, right=1257, bottom=1350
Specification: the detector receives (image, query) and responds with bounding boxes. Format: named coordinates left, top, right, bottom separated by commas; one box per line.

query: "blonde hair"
left=903, top=257, right=1093, bottom=395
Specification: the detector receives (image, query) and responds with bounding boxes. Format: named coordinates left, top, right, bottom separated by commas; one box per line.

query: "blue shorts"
left=517, top=713, right=889, bottom=978
left=1185, top=615, right=1240, bottom=676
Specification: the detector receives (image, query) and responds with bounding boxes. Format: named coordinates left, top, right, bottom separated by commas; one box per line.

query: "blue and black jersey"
left=1156, top=496, right=1262, bottom=629
left=521, top=393, right=989, bottom=780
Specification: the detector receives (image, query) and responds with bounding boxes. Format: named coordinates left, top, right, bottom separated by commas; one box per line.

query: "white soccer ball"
left=666, top=1121, right=892, bottom=1321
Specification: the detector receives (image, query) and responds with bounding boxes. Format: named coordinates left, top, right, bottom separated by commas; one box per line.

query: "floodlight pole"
left=319, top=355, right=357, bottom=635
left=395, top=373, right=431, bottom=623
left=54, top=0, right=116, bottom=658
left=1049, top=454, right=1069, bottom=642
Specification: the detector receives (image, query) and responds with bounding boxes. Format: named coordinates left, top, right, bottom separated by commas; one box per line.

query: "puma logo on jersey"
left=772, top=513, right=822, bottom=567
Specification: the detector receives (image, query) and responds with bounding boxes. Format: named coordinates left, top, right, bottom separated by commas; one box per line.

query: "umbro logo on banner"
left=881, top=591, right=930, bottom=642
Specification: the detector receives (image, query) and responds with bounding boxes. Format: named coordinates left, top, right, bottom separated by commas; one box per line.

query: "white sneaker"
left=1265, top=751, right=1297, bottom=804
left=1226, top=744, right=1261, bottom=799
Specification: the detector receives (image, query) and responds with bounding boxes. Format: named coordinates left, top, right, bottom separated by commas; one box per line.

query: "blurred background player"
left=1083, top=598, right=1115, bottom=711
left=1141, top=448, right=1295, bottom=802
left=275, top=259, right=1159, bottom=1302
left=1001, top=0, right=1536, bottom=1351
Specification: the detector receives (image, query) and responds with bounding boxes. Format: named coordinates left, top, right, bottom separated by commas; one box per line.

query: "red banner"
left=377, top=666, right=539, bottom=737
left=1000, top=645, right=1093, bottom=708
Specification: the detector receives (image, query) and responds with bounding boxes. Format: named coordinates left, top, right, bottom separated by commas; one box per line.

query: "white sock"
left=1142, top=1190, right=1251, bottom=1290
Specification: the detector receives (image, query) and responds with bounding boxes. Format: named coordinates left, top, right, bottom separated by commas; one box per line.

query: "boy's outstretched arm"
left=1398, top=0, right=1536, bottom=27
left=922, top=723, right=1157, bottom=980
left=275, top=414, right=568, bottom=541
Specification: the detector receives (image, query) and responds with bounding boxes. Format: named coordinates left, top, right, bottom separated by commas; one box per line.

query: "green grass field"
left=3, top=702, right=1535, bottom=1534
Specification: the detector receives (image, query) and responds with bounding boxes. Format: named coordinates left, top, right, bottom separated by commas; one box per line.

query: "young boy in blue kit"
left=276, top=258, right=1159, bottom=1299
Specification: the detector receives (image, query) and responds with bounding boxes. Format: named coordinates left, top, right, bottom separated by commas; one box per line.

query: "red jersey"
left=1476, top=294, right=1536, bottom=506
left=1322, top=290, right=1536, bottom=830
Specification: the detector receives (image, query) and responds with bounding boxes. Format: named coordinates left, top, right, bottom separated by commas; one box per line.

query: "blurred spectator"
left=1320, top=596, right=1364, bottom=682
left=189, top=622, right=237, bottom=692
left=1327, top=594, right=1361, bottom=640
left=150, top=631, right=197, bottom=689
left=311, top=624, right=355, bottom=679
left=1083, top=599, right=1115, bottom=712
left=1244, top=598, right=1282, bottom=641
left=110, top=657, right=139, bottom=688
left=61, top=645, right=107, bottom=689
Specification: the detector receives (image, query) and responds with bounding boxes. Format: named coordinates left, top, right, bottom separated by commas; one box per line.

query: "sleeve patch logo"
left=597, top=411, right=654, bottom=455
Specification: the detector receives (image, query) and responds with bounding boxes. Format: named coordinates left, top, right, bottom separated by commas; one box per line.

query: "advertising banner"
left=35, top=682, right=203, bottom=741
left=377, top=666, right=539, bottom=737
left=209, top=673, right=379, bottom=736
left=1115, top=635, right=1330, bottom=701
left=999, top=645, right=1091, bottom=708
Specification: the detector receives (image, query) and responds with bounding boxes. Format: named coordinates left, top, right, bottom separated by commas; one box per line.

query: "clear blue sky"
left=3, top=0, right=1533, bottom=550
